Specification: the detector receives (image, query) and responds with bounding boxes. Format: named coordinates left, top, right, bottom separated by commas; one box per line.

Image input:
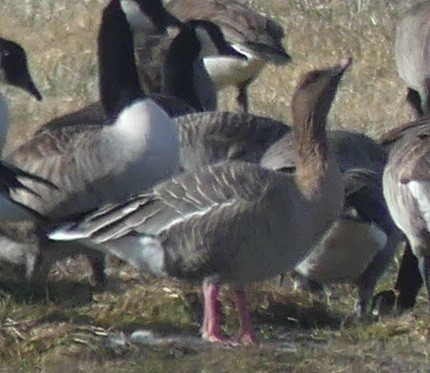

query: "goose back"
left=176, top=111, right=290, bottom=170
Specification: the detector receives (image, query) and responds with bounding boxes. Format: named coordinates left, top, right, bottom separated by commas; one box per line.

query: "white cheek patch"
left=408, top=180, right=430, bottom=227
left=230, top=43, right=256, bottom=60
left=194, top=27, right=218, bottom=57
left=120, top=0, right=153, bottom=31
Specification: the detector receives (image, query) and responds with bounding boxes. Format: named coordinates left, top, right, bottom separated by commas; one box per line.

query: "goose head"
left=162, top=20, right=246, bottom=111
left=185, top=20, right=247, bottom=60
left=120, top=0, right=181, bottom=33
left=292, top=57, right=352, bottom=128
left=0, top=38, right=42, bottom=101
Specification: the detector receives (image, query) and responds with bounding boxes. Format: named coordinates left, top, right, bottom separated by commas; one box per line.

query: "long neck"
left=293, top=111, right=329, bottom=198
left=99, top=0, right=145, bottom=121
left=161, top=29, right=204, bottom=111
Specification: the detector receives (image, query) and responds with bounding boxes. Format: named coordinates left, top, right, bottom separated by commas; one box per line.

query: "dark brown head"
left=292, top=57, right=352, bottom=127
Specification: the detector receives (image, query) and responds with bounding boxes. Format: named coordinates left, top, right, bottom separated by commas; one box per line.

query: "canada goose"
left=0, top=0, right=180, bottom=286
left=0, top=37, right=42, bottom=152
left=39, top=18, right=245, bottom=132
left=382, top=121, right=430, bottom=309
left=134, top=18, right=246, bottom=111
left=49, top=58, right=349, bottom=345
left=395, top=2, right=430, bottom=118
left=163, top=0, right=291, bottom=112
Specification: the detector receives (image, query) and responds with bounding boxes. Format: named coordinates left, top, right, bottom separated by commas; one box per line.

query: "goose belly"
left=295, top=219, right=387, bottom=283
left=162, top=199, right=339, bottom=285
left=203, top=56, right=265, bottom=90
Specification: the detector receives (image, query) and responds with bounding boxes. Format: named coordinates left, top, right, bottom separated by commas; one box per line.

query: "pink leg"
left=201, top=280, right=235, bottom=345
left=235, top=287, right=258, bottom=345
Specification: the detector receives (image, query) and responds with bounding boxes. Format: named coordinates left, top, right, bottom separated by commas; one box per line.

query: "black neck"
left=98, top=0, right=145, bottom=121
left=161, top=26, right=203, bottom=111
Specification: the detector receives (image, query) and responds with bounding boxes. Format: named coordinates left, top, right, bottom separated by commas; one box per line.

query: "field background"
left=1, top=0, right=430, bottom=371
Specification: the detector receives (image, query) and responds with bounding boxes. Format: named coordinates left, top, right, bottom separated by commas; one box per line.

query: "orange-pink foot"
left=202, top=332, right=238, bottom=346
left=236, top=332, right=259, bottom=345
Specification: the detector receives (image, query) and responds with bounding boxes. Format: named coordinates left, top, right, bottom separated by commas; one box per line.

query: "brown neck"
left=293, top=111, right=329, bottom=199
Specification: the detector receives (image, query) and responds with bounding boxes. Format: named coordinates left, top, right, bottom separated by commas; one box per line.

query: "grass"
left=1, top=0, right=430, bottom=371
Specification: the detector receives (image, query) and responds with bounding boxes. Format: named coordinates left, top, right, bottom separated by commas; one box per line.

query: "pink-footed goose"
left=163, top=0, right=291, bottom=112
left=175, top=93, right=397, bottom=316
left=49, top=58, right=349, bottom=345
left=0, top=0, right=180, bottom=286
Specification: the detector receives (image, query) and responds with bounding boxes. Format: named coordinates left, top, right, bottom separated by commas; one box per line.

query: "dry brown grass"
left=1, top=0, right=430, bottom=371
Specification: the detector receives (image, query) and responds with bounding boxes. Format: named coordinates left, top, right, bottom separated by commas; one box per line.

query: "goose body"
left=383, top=123, right=430, bottom=307
left=0, top=0, right=179, bottom=285
left=374, top=1, right=430, bottom=311
left=164, top=0, right=290, bottom=112
left=8, top=99, right=178, bottom=218
left=176, top=111, right=396, bottom=310
left=176, top=106, right=397, bottom=315
left=374, top=3, right=430, bottom=310
left=50, top=58, right=349, bottom=344
left=295, top=219, right=387, bottom=283
left=376, top=117, right=430, bottom=312
left=395, top=2, right=430, bottom=117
